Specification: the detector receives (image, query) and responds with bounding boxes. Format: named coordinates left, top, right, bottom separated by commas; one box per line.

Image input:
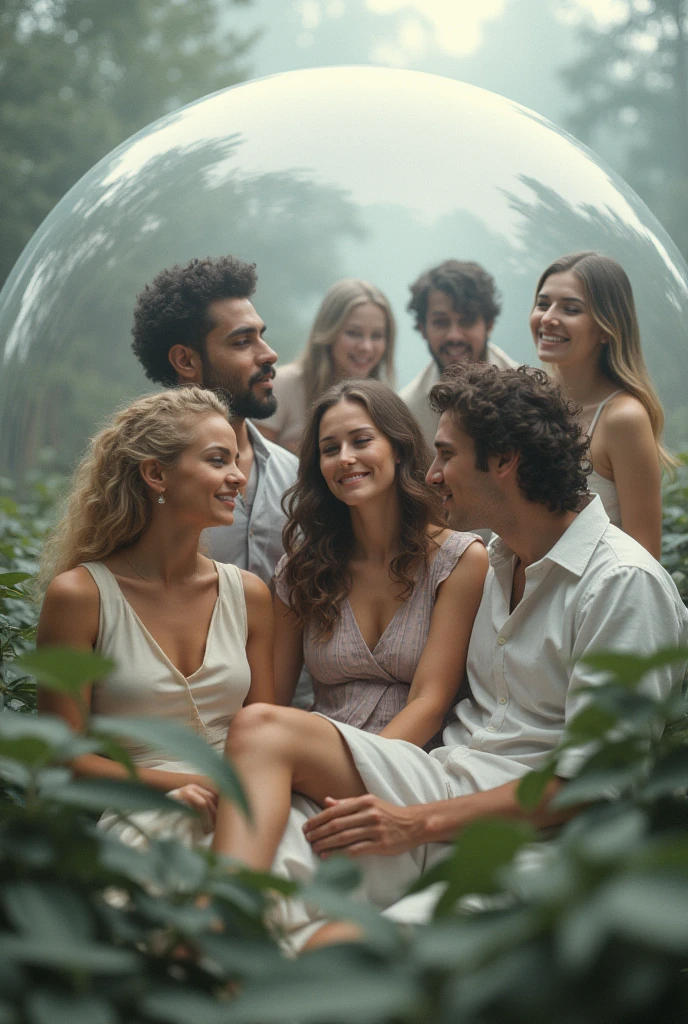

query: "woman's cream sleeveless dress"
left=82, top=560, right=251, bottom=847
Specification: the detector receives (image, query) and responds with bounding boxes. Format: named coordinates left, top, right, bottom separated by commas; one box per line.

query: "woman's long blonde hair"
left=39, top=387, right=230, bottom=590
left=300, top=279, right=396, bottom=407
left=534, top=251, right=677, bottom=471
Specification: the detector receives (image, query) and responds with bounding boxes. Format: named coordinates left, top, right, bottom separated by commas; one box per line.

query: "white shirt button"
left=497, top=636, right=506, bottom=645
left=487, top=725, right=496, bottom=732
left=499, top=697, right=507, bottom=705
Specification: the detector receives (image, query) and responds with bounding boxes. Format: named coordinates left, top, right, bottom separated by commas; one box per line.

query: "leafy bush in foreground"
left=0, top=644, right=687, bottom=1023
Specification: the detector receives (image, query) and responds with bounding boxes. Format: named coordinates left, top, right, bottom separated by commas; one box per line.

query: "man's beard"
left=201, top=358, right=278, bottom=420
left=431, top=339, right=488, bottom=373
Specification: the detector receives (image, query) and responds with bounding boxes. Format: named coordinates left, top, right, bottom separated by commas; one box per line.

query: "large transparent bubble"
left=2, top=66, right=688, bottom=478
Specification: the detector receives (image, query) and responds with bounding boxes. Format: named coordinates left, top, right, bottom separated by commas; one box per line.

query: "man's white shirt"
left=437, top=495, right=688, bottom=789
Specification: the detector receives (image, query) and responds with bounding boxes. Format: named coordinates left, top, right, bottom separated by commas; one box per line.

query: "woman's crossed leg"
left=212, top=704, right=366, bottom=871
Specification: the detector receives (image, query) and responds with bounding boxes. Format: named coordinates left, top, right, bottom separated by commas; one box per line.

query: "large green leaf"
left=17, top=648, right=115, bottom=694
left=197, top=935, right=282, bottom=978
left=572, top=806, right=648, bottom=863
left=517, top=762, right=556, bottom=810
left=566, top=703, right=618, bottom=738
left=409, top=819, right=535, bottom=917
left=0, top=714, right=76, bottom=766
left=0, top=1000, right=18, bottom=1024
left=229, top=970, right=421, bottom=1024
left=0, top=935, right=139, bottom=973
left=133, top=891, right=216, bottom=933
left=145, top=838, right=208, bottom=894
left=412, top=907, right=540, bottom=972
left=1, top=881, right=93, bottom=941
left=139, top=989, right=228, bottom=1024
left=0, top=572, right=32, bottom=585
left=640, top=745, right=688, bottom=799
left=26, top=991, right=116, bottom=1024
left=600, top=875, right=688, bottom=951
left=633, top=835, right=688, bottom=876
left=97, top=835, right=165, bottom=889
left=552, top=766, right=641, bottom=809
left=90, top=716, right=248, bottom=815
left=577, top=647, right=688, bottom=687
left=48, top=777, right=195, bottom=815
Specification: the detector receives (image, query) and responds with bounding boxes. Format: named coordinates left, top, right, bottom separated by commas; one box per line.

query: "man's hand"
left=303, top=794, right=424, bottom=858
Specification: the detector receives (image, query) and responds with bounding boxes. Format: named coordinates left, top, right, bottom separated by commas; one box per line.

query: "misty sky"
left=229, top=0, right=625, bottom=126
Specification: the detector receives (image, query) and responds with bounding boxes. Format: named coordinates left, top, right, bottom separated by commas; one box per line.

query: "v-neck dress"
left=83, top=560, right=250, bottom=765
left=275, top=531, right=480, bottom=741
left=81, top=560, right=250, bottom=848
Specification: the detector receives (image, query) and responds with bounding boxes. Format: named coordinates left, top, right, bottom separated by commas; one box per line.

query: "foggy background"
left=2, top=0, right=687, bottom=474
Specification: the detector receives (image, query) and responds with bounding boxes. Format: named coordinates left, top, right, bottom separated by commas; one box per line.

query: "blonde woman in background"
left=37, top=387, right=274, bottom=842
left=530, top=251, right=676, bottom=558
left=258, top=279, right=396, bottom=453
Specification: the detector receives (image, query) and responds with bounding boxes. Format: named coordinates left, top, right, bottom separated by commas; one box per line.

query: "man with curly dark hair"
left=400, top=259, right=518, bottom=451
left=131, top=255, right=298, bottom=585
left=225, top=362, right=687, bottom=947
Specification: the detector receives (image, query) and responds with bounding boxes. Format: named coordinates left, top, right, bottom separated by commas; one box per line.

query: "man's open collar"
left=246, top=419, right=270, bottom=464
left=488, top=495, right=610, bottom=578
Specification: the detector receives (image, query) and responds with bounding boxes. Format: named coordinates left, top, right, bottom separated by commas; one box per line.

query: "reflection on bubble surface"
left=1, top=66, right=687, bottom=477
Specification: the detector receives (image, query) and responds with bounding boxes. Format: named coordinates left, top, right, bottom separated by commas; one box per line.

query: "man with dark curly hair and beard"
left=401, top=260, right=518, bottom=453
left=131, top=255, right=298, bottom=585
left=210, top=362, right=688, bottom=948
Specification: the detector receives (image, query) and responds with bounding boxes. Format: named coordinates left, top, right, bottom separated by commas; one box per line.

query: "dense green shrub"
left=0, top=465, right=687, bottom=1021
left=662, top=456, right=688, bottom=605
left=0, top=645, right=687, bottom=1022
left=0, top=471, right=60, bottom=714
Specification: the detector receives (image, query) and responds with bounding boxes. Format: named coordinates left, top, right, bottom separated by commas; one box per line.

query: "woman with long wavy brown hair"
left=272, top=378, right=488, bottom=748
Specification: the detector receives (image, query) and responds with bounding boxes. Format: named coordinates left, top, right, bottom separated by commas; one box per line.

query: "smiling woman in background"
left=257, top=279, right=396, bottom=454
left=530, top=251, right=676, bottom=558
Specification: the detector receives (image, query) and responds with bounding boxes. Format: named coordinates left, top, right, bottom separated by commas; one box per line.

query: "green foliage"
left=561, top=0, right=688, bottom=259
left=663, top=456, right=688, bottom=603
left=0, top=470, right=60, bottom=713
left=0, top=0, right=256, bottom=289
left=1, top=643, right=687, bottom=1020
left=1, top=473, right=688, bottom=1018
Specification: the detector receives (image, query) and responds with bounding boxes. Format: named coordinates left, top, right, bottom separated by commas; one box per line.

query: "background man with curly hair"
left=252, top=363, right=688, bottom=945
left=131, top=255, right=298, bottom=585
left=400, top=259, right=518, bottom=452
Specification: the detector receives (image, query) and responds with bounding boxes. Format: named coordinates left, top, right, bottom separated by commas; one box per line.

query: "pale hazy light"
left=366, top=0, right=506, bottom=57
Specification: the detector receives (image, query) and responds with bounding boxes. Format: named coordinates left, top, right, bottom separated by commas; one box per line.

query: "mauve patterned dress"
left=275, top=531, right=481, bottom=744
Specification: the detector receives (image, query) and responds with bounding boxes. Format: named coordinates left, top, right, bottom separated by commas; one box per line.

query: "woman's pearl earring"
left=158, top=492, right=166, bottom=505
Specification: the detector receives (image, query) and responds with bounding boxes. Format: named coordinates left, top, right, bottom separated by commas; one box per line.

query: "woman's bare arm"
left=602, top=397, right=662, bottom=558
left=379, top=541, right=489, bottom=747
left=273, top=594, right=305, bottom=706
left=241, top=570, right=275, bottom=705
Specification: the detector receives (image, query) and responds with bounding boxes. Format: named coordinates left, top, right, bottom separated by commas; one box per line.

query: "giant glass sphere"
left=2, top=66, right=688, bottom=477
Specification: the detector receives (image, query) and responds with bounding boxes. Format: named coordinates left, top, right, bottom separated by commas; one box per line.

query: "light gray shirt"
left=436, top=496, right=688, bottom=791
left=204, top=421, right=298, bottom=586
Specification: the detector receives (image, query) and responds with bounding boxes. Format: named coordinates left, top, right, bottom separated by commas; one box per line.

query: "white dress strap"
left=587, top=390, right=624, bottom=438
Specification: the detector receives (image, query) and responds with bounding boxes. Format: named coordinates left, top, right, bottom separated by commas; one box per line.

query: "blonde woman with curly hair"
left=530, top=251, right=677, bottom=558
left=37, top=387, right=274, bottom=840
left=258, top=278, right=396, bottom=453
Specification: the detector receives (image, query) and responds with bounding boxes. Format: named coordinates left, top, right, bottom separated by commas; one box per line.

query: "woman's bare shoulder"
left=239, top=568, right=272, bottom=604
left=43, top=566, right=100, bottom=608
left=39, top=566, right=100, bottom=646
left=603, top=392, right=654, bottom=442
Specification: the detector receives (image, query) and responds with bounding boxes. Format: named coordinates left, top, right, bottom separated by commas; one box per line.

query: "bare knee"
left=227, top=702, right=291, bottom=758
